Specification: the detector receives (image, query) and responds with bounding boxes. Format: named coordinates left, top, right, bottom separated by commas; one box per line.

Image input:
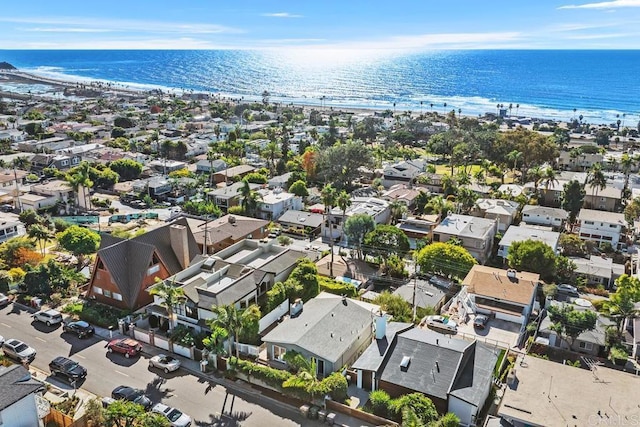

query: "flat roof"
left=498, top=356, right=640, bottom=427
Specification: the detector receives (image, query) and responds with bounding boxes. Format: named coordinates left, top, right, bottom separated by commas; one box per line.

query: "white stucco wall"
left=0, top=394, right=40, bottom=427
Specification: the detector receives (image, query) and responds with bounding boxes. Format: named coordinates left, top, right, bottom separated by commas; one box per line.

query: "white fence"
left=259, top=299, right=289, bottom=333
left=173, top=343, right=191, bottom=358
left=155, top=335, right=170, bottom=351
left=133, top=329, right=151, bottom=344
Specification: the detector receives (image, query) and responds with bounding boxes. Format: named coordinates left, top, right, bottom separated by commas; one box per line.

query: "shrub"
left=369, top=390, right=392, bottom=417
left=61, top=300, right=127, bottom=328
left=318, top=277, right=358, bottom=298
left=228, top=357, right=292, bottom=389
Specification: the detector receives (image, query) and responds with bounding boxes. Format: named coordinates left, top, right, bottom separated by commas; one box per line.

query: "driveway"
left=455, top=315, right=522, bottom=349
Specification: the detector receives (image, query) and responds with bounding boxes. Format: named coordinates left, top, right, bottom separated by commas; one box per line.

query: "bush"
left=228, top=357, right=292, bottom=389
left=318, top=277, right=358, bottom=297
left=61, top=300, right=127, bottom=328
left=369, top=390, right=392, bottom=417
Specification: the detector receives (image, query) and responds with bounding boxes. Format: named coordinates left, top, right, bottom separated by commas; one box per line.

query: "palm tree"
left=68, top=161, right=94, bottom=211
left=506, top=150, right=522, bottom=183
left=587, top=163, right=607, bottom=206
left=541, top=167, right=558, bottom=203
left=620, top=153, right=635, bottom=189
left=208, top=304, right=257, bottom=359
left=206, top=148, right=217, bottom=190
left=240, top=180, right=261, bottom=217
left=336, top=190, right=351, bottom=243
left=321, top=184, right=337, bottom=276
left=263, top=141, right=281, bottom=173
left=389, top=200, right=408, bottom=225
left=149, top=281, right=187, bottom=334
left=28, top=223, right=53, bottom=256
left=527, top=166, right=544, bottom=198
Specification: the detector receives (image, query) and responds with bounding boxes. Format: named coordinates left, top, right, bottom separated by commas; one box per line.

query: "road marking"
left=35, top=337, right=46, bottom=342
left=0, top=322, right=11, bottom=328
left=75, top=354, right=86, bottom=359
left=114, top=370, right=129, bottom=377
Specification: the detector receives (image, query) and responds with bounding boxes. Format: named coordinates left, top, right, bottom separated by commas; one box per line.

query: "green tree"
left=561, top=180, right=586, bottom=224
left=507, top=239, right=556, bottom=281
left=288, top=180, right=309, bottom=197
left=288, top=258, right=320, bottom=301
left=57, top=225, right=101, bottom=269
left=416, top=242, right=476, bottom=281
left=149, top=280, right=187, bottom=333
left=19, top=209, right=41, bottom=228
left=343, top=213, right=375, bottom=259
left=104, top=399, right=145, bottom=427
left=27, top=223, right=53, bottom=256
left=240, top=180, right=261, bottom=217
left=432, top=413, right=462, bottom=427
left=390, top=393, right=439, bottom=425
left=604, top=274, right=640, bottom=332
left=138, top=412, right=171, bottom=427
left=237, top=304, right=261, bottom=344
left=208, top=304, right=259, bottom=358
left=363, top=225, right=410, bottom=264
left=547, top=303, right=597, bottom=348
left=374, top=291, right=413, bottom=323
left=110, top=159, right=144, bottom=181
left=558, top=233, right=586, bottom=257
left=336, top=190, right=351, bottom=243
left=624, top=197, right=640, bottom=225
left=316, top=142, right=374, bottom=189
left=586, top=163, right=607, bottom=203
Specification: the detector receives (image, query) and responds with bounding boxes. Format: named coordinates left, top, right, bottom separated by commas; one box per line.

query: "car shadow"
left=60, top=333, right=102, bottom=357
left=147, top=364, right=190, bottom=379
left=105, top=351, right=140, bottom=367
left=31, top=320, right=62, bottom=333
left=46, top=375, right=87, bottom=390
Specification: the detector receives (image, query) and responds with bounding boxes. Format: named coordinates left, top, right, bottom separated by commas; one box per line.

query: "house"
left=132, top=177, right=173, bottom=199
left=18, top=136, right=72, bottom=153
left=146, top=240, right=307, bottom=330
left=277, top=210, right=324, bottom=238
left=496, top=184, right=525, bottom=198
left=195, top=158, right=227, bottom=174
left=262, top=293, right=379, bottom=377
left=521, top=205, right=567, bottom=230
left=537, top=300, right=614, bottom=357
left=0, top=168, right=27, bottom=195
left=353, top=326, right=499, bottom=426
left=18, top=179, right=74, bottom=212
left=184, top=214, right=269, bottom=254
left=470, top=199, right=520, bottom=233
left=458, top=265, right=539, bottom=328
left=323, top=197, right=390, bottom=243
left=432, top=214, right=498, bottom=264
left=267, top=172, right=293, bottom=190
left=393, top=279, right=447, bottom=312
left=30, top=153, right=81, bottom=175
left=0, top=220, right=24, bottom=243
left=557, top=149, right=603, bottom=171
left=497, top=225, right=560, bottom=260
left=569, top=255, right=624, bottom=288
left=87, top=219, right=200, bottom=311
left=583, top=184, right=622, bottom=212
left=381, top=185, right=425, bottom=210
left=397, top=215, right=439, bottom=249
left=497, top=355, right=640, bottom=427
left=148, top=159, right=188, bottom=174
left=577, top=208, right=626, bottom=249
left=208, top=181, right=261, bottom=213
left=0, top=365, right=46, bottom=427
left=382, top=158, right=427, bottom=188
left=213, top=164, right=255, bottom=184
left=255, top=188, right=303, bottom=221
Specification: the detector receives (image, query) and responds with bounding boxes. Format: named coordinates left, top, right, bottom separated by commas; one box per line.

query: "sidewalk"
left=94, top=324, right=374, bottom=427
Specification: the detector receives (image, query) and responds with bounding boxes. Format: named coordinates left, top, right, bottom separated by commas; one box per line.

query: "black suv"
left=63, top=320, right=95, bottom=338
left=49, top=356, right=87, bottom=383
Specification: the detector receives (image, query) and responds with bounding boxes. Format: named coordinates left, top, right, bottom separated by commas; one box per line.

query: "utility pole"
left=412, top=255, right=419, bottom=322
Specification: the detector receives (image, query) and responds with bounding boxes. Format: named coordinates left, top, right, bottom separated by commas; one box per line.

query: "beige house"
left=432, top=214, right=497, bottom=264
left=470, top=199, right=520, bottom=233
left=583, top=184, right=622, bottom=212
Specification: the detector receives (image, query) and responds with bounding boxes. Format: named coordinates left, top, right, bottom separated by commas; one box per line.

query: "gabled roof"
left=95, top=218, right=199, bottom=309
left=462, top=265, right=539, bottom=306
left=377, top=328, right=498, bottom=406
left=521, top=205, right=568, bottom=219
left=0, top=365, right=44, bottom=411
left=262, top=294, right=375, bottom=363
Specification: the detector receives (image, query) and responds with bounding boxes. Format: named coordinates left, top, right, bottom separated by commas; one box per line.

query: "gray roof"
left=578, top=208, right=625, bottom=225
left=378, top=328, right=498, bottom=406
left=277, top=210, right=324, bottom=228
left=96, top=218, right=199, bottom=309
left=435, top=214, right=496, bottom=239
left=498, top=226, right=560, bottom=249
left=521, top=204, right=568, bottom=219
left=0, top=365, right=44, bottom=411
left=351, top=322, right=413, bottom=371
left=259, top=249, right=307, bottom=274
left=263, top=295, right=374, bottom=363
left=393, top=281, right=446, bottom=309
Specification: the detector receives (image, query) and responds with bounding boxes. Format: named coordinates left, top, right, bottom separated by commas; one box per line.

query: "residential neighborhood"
left=2, top=74, right=640, bottom=427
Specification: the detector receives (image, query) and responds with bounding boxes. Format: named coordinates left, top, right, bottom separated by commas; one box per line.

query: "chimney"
left=169, top=224, right=190, bottom=269
left=375, top=312, right=387, bottom=340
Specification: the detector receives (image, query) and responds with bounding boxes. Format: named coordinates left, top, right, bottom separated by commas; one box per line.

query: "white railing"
left=155, top=335, right=170, bottom=351
left=173, top=343, right=191, bottom=358
left=259, top=299, right=289, bottom=333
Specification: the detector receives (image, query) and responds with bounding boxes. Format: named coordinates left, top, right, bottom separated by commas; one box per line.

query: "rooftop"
left=578, top=208, right=625, bottom=225
left=498, top=226, right=560, bottom=249
left=0, top=365, right=44, bottom=411
left=434, top=214, right=497, bottom=238
left=462, top=265, right=539, bottom=306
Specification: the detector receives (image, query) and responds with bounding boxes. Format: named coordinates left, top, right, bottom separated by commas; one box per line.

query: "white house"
left=497, top=225, right=560, bottom=260
left=0, top=220, right=25, bottom=243
left=255, top=188, right=303, bottom=221
left=471, top=199, right=520, bottom=233
left=521, top=205, right=568, bottom=229
left=577, top=208, right=626, bottom=249
left=323, top=197, right=390, bottom=243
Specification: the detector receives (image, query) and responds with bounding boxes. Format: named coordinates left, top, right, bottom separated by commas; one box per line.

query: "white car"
left=148, top=354, right=181, bottom=373
left=2, top=338, right=37, bottom=362
left=425, top=315, right=458, bottom=334
left=0, top=293, right=9, bottom=308
left=152, top=402, right=192, bottom=427
left=32, top=309, right=63, bottom=326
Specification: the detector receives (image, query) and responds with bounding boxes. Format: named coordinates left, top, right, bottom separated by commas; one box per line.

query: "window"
left=113, top=293, right=123, bottom=301
left=104, top=290, right=112, bottom=298
left=61, top=160, right=69, bottom=166
left=584, top=221, right=594, bottom=225
left=147, top=264, right=160, bottom=275
left=273, top=345, right=287, bottom=361
left=609, top=224, right=618, bottom=228
left=93, top=286, right=103, bottom=295
left=579, top=341, right=593, bottom=351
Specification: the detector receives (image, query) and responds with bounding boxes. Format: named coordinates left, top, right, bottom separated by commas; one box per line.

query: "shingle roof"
left=351, top=322, right=413, bottom=371
left=0, top=365, right=44, bottom=411
left=462, top=265, right=539, bottom=306
left=262, top=295, right=375, bottom=363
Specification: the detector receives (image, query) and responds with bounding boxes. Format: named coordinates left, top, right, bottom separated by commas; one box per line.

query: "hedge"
left=228, top=357, right=292, bottom=389
left=318, top=277, right=358, bottom=298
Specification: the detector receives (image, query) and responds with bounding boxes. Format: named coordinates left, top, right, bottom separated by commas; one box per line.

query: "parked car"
left=152, top=403, right=192, bottom=427
left=424, top=315, right=458, bottom=334
left=149, top=354, right=181, bottom=373
left=557, top=284, right=579, bottom=297
left=0, top=335, right=4, bottom=346
left=101, top=397, right=116, bottom=408
left=0, top=292, right=9, bottom=308
left=107, top=338, right=142, bottom=358
left=473, top=314, right=489, bottom=330
left=49, top=356, right=87, bottom=383
left=32, top=309, right=63, bottom=326
left=63, top=320, right=95, bottom=338
left=2, top=338, right=36, bottom=363
left=0, top=204, right=14, bottom=212
left=111, top=385, right=153, bottom=410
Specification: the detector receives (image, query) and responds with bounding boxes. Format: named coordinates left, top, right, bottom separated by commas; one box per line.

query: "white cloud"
left=262, top=12, right=303, bottom=18
left=22, top=27, right=112, bottom=33
left=0, top=37, right=227, bottom=50
left=559, top=0, right=640, bottom=9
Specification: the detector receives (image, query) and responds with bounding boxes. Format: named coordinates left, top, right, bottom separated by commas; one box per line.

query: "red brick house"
left=87, top=218, right=200, bottom=311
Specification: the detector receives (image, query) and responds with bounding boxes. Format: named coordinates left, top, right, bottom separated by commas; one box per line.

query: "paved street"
left=0, top=303, right=306, bottom=426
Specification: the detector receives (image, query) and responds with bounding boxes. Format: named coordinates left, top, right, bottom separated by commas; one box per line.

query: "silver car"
left=2, top=338, right=37, bottom=363
left=148, top=354, right=181, bottom=373
left=152, top=403, right=192, bottom=427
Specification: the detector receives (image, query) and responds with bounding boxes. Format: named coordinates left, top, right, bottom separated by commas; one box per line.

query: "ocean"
left=0, top=49, right=639, bottom=125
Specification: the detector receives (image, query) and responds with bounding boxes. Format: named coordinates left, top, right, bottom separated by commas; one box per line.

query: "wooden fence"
left=43, top=408, right=88, bottom=427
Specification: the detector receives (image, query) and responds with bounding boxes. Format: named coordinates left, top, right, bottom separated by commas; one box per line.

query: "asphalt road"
left=0, top=303, right=304, bottom=427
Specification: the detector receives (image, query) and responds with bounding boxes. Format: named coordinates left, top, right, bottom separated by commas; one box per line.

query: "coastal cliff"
left=0, top=62, right=17, bottom=70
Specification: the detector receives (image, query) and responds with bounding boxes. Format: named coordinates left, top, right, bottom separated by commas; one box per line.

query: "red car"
left=107, top=338, right=142, bottom=358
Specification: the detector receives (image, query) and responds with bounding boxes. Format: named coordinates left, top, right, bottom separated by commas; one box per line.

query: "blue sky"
left=2, top=0, right=640, bottom=49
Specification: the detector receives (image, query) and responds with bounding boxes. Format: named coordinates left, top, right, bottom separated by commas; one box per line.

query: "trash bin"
left=200, top=360, right=208, bottom=373
left=108, top=325, right=114, bottom=338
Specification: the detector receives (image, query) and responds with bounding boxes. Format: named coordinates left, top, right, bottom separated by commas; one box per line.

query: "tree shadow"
left=196, top=376, right=218, bottom=395
left=143, top=375, right=173, bottom=403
